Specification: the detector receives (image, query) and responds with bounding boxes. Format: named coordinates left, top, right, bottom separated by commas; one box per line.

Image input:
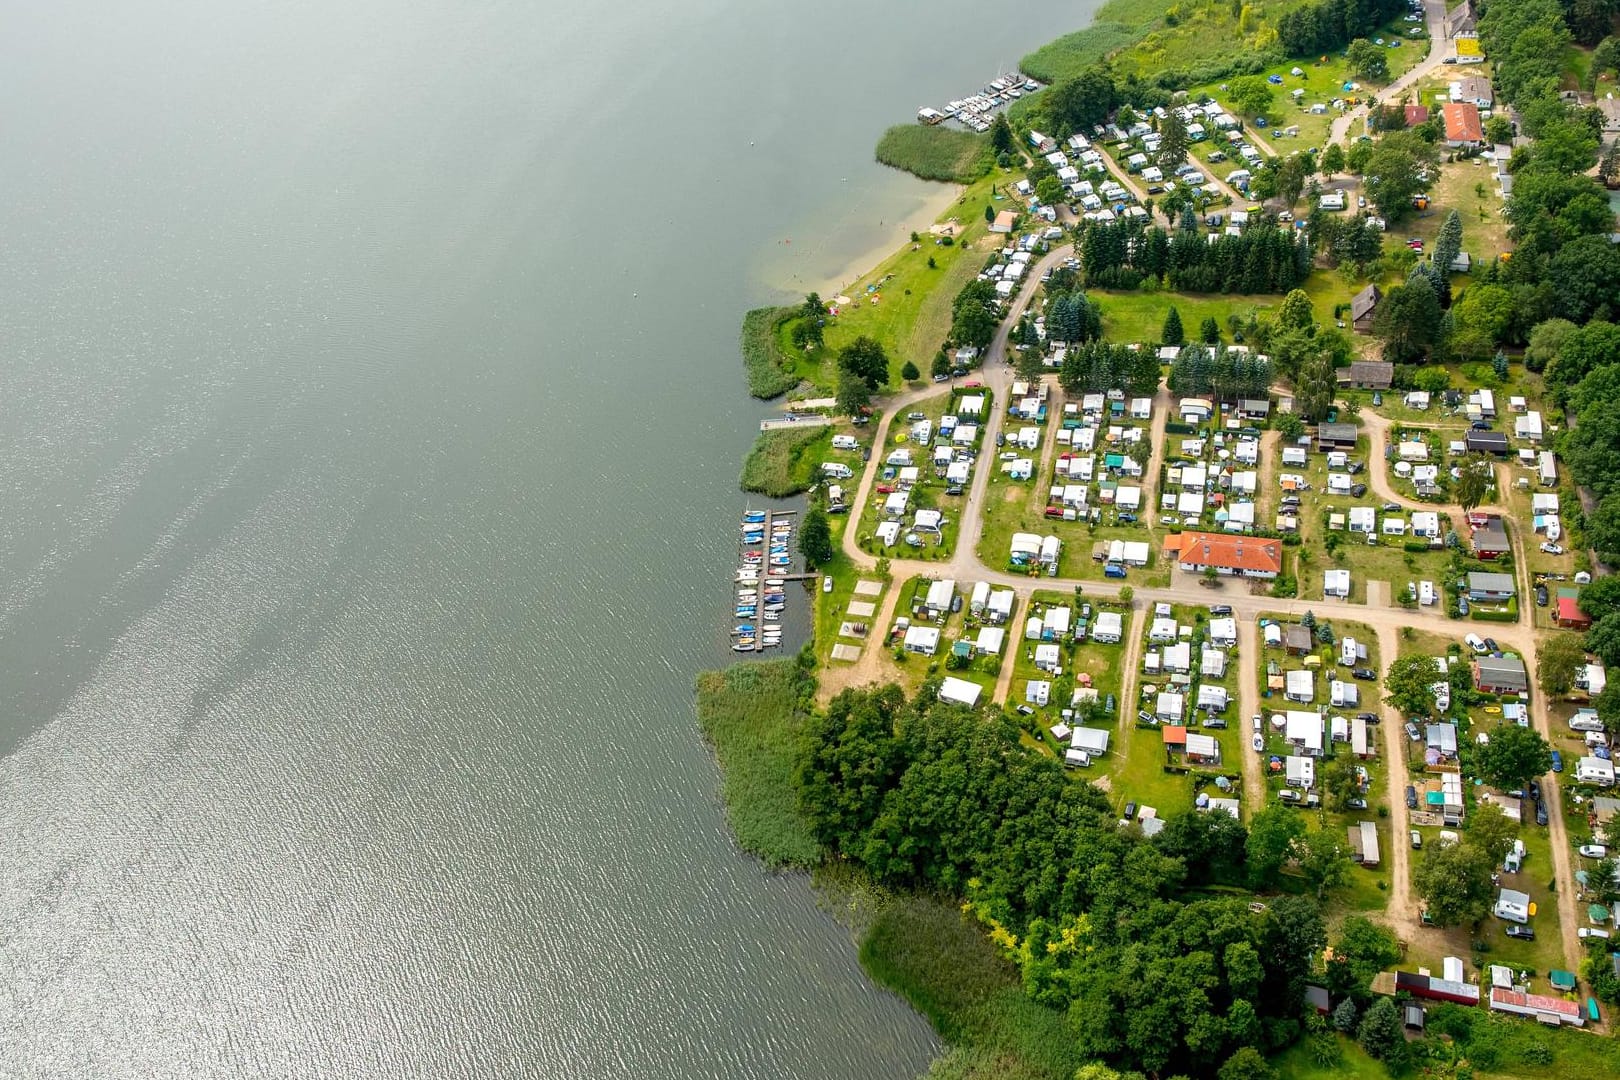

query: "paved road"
left=819, top=236, right=1581, bottom=980
left=1329, top=0, right=1453, bottom=148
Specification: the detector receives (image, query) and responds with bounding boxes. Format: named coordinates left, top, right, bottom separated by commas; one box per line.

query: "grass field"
left=740, top=306, right=802, bottom=399
left=1090, top=288, right=1281, bottom=344
left=740, top=426, right=832, bottom=497
left=875, top=125, right=993, bottom=184
left=694, top=660, right=821, bottom=867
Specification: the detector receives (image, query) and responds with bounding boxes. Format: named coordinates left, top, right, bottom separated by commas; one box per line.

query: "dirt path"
left=1235, top=616, right=1266, bottom=814
left=1109, top=604, right=1150, bottom=811
left=1374, top=622, right=1420, bottom=947
left=1519, top=643, right=1583, bottom=975
left=1329, top=0, right=1453, bottom=148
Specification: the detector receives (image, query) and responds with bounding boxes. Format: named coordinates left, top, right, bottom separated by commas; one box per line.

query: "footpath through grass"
left=694, top=659, right=820, bottom=868
left=859, top=894, right=1082, bottom=1080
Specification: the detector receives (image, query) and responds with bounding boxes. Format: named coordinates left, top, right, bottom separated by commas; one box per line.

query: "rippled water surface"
left=0, top=1, right=1091, bottom=1075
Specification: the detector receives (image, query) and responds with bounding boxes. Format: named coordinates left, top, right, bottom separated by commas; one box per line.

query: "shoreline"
left=812, top=180, right=965, bottom=298
left=758, top=178, right=966, bottom=301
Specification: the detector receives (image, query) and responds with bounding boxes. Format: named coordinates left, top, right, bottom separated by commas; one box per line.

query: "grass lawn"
left=1091, top=288, right=1278, bottom=344
left=1188, top=29, right=1428, bottom=151
left=1381, top=157, right=1512, bottom=264
left=1268, top=1035, right=1391, bottom=1080
left=812, top=533, right=887, bottom=667
left=785, top=169, right=1026, bottom=392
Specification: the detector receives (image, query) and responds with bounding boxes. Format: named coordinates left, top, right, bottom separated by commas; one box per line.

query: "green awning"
left=1550, top=970, right=1577, bottom=990
left=1589, top=903, right=1611, bottom=923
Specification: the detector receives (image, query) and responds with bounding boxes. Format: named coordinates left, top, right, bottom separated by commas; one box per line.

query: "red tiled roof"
left=1164, top=530, right=1283, bottom=574
left=1557, top=596, right=1591, bottom=624
left=1442, top=102, right=1483, bottom=143
left=1162, top=725, right=1188, bottom=744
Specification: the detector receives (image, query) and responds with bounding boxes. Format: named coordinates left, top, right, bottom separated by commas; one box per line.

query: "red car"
left=875, top=483, right=896, bottom=494
left=1044, top=505, right=1066, bottom=518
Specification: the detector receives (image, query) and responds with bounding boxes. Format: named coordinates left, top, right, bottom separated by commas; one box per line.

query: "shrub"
left=741, top=307, right=800, bottom=399
left=875, top=126, right=993, bottom=183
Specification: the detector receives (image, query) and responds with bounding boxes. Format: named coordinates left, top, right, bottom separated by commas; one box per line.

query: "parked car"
left=1406, top=785, right=1418, bottom=809
left=1138, top=710, right=1154, bottom=724
left=1482, top=637, right=1498, bottom=653
left=1382, top=501, right=1401, bottom=512
left=1016, top=704, right=1034, bottom=716
left=1470, top=420, right=1492, bottom=431
left=1350, top=482, right=1368, bottom=497
left=1505, top=924, right=1535, bottom=940
left=1357, top=712, right=1380, bottom=724
left=1122, top=801, right=1138, bottom=820
left=1117, top=512, right=1137, bottom=523
left=1540, top=542, right=1564, bottom=555
left=1405, top=721, right=1422, bottom=742
left=1211, top=605, right=1233, bottom=615
left=1536, top=801, right=1548, bottom=826
left=1278, top=789, right=1302, bottom=804
left=1551, top=749, right=1563, bottom=772
left=1252, top=733, right=1264, bottom=752
left=1536, top=584, right=1549, bottom=607
left=1351, top=667, right=1376, bottom=681
left=1347, top=797, right=1368, bottom=810
left=1579, top=844, right=1608, bottom=858
left=1410, top=830, right=1422, bottom=849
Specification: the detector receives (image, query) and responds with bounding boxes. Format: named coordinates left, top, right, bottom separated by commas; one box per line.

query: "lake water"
left=0, top=2, right=1092, bottom=1076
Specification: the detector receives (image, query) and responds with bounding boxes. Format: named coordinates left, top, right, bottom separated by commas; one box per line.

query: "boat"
left=733, top=625, right=755, bottom=635
left=742, top=511, right=766, bottom=523
left=769, top=557, right=791, bottom=566
left=764, top=577, right=785, bottom=586
left=732, top=643, right=755, bottom=652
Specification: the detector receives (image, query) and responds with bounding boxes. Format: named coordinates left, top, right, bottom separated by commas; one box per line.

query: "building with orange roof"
left=1162, top=530, right=1283, bottom=579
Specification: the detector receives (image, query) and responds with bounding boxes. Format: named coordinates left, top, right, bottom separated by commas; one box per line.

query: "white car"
left=1579, top=844, right=1608, bottom=859
left=1540, top=542, right=1564, bottom=555
left=1252, top=714, right=1263, bottom=732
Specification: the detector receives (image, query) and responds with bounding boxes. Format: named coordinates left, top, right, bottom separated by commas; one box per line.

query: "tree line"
left=1276, top=0, right=1411, bottom=57
left=1166, top=343, right=1275, bottom=401
left=794, top=684, right=1382, bottom=1077
left=1076, top=219, right=1313, bottom=295
left=1056, top=340, right=1162, bottom=397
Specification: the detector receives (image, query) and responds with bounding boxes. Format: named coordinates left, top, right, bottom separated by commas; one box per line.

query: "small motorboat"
left=769, top=557, right=791, bottom=566
left=764, top=577, right=785, bottom=586
left=733, top=625, right=755, bottom=635
left=742, top=511, right=766, bottom=523
left=732, top=643, right=755, bottom=652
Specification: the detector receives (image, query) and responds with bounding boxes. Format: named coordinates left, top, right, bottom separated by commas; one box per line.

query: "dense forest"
left=795, top=682, right=1339, bottom=1077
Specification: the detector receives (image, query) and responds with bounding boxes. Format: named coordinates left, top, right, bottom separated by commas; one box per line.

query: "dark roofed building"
left=1337, top=360, right=1393, bottom=389
left=1317, top=422, right=1359, bottom=449
left=1351, top=284, right=1381, bottom=333
left=1466, top=430, right=1510, bottom=455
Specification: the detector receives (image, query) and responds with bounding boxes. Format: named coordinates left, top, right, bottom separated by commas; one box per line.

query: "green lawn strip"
left=811, top=534, right=886, bottom=667
left=694, top=660, right=821, bottom=868
left=858, top=894, right=1083, bottom=1080
left=740, top=426, right=832, bottom=497
left=1091, top=288, right=1278, bottom=344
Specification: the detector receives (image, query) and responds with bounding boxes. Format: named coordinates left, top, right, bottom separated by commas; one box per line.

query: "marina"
left=731, top=509, right=816, bottom=652
left=919, top=72, right=1041, bottom=131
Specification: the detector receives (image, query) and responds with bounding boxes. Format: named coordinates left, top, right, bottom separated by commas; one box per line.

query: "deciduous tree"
left=1413, top=840, right=1495, bottom=926
left=1538, top=633, right=1588, bottom=696
left=1474, top=724, right=1553, bottom=792
left=799, top=507, right=834, bottom=566
left=1246, top=804, right=1305, bottom=887
left=1384, top=655, right=1440, bottom=717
